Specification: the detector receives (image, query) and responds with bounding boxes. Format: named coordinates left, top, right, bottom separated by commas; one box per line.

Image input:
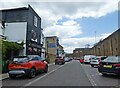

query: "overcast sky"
left=0, top=0, right=119, bottom=53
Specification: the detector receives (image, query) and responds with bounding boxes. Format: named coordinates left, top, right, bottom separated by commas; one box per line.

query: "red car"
left=8, top=55, right=48, bottom=79
left=79, top=58, right=84, bottom=64
left=55, top=57, right=65, bottom=65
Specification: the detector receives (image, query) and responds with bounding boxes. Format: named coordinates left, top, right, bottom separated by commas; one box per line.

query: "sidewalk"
left=0, top=73, right=9, bottom=80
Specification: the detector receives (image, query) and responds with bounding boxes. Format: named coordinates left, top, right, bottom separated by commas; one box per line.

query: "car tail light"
left=113, top=64, right=120, bottom=69
left=8, top=63, right=14, bottom=69
left=9, top=62, right=31, bottom=69
left=97, top=58, right=100, bottom=64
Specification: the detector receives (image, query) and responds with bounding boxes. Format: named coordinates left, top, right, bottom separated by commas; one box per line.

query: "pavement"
left=0, top=63, right=55, bottom=80
left=0, top=73, right=9, bottom=80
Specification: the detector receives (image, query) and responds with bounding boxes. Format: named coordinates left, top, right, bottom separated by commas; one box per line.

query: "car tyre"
left=102, top=73, right=107, bottom=76
left=91, top=64, right=94, bottom=67
left=9, top=74, right=16, bottom=79
left=29, top=68, right=36, bottom=78
left=44, top=65, right=48, bottom=73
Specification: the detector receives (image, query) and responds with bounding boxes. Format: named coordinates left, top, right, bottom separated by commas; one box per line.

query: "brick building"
left=91, top=28, right=119, bottom=56
left=73, top=48, right=91, bottom=58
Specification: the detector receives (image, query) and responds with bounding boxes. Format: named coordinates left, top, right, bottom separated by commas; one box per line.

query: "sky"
left=0, top=0, right=119, bottom=53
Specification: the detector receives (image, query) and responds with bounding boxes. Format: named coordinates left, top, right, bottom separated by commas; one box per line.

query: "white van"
left=84, top=55, right=95, bottom=64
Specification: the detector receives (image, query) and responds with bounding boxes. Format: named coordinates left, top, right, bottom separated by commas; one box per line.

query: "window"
left=34, top=16, right=37, bottom=27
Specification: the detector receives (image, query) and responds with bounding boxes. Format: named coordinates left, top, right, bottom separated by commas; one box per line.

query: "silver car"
left=90, top=56, right=107, bottom=67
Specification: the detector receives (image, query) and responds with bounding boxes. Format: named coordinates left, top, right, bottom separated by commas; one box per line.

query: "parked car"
left=84, top=55, right=96, bottom=64
left=79, top=58, right=84, bottom=64
left=90, top=56, right=107, bottom=67
left=55, top=57, right=65, bottom=65
left=8, top=55, right=48, bottom=79
left=64, top=57, right=69, bottom=62
left=98, top=56, right=120, bottom=76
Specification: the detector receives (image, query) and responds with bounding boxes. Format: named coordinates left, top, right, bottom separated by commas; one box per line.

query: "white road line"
left=79, top=63, right=97, bottom=87
left=21, top=64, right=65, bottom=88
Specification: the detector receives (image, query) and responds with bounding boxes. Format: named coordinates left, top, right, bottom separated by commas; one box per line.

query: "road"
left=2, top=60, right=120, bottom=87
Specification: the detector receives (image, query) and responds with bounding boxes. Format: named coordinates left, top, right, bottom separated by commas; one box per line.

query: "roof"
left=45, top=36, right=58, bottom=38
left=0, top=7, right=28, bottom=12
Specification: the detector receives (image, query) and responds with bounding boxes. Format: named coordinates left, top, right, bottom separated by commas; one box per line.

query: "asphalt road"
left=81, top=63, right=120, bottom=87
left=2, top=60, right=120, bottom=87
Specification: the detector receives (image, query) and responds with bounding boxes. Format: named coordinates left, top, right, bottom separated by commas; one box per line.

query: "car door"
left=37, top=56, right=45, bottom=70
left=32, top=56, right=40, bottom=70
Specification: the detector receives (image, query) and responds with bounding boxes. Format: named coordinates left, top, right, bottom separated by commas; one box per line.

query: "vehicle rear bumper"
left=98, top=67, right=120, bottom=75
left=55, top=61, right=65, bottom=64
left=90, top=62, right=99, bottom=65
left=9, top=69, right=31, bottom=75
left=84, top=62, right=90, bottom=64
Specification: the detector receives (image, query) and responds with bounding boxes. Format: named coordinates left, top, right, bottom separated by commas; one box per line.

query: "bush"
left=45, top=57, right=50, bottom=64
left=1, top=39, right=23, bottom=60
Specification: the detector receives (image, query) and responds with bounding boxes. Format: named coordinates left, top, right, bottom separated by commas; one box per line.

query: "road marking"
left=21, top=64, right=65, bottom=88
left=79, top=63, right=97, bottom=87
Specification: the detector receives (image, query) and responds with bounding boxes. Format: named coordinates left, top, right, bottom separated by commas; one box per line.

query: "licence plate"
left=103, top=65, right=112, bottom=68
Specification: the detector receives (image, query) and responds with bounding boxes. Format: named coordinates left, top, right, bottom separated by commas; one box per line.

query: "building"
left=73, top=48, right=91, bottom=58
left=91, top=28, right=119, bottom=56
left=41, top=28, right=46, bottom=59
left=0, top=5, right=43, bottom=57
left=45, top=36, right=64, bottom=63
left=57, top=44, right=64, bottom=57
left=65, top=53, right=74, bottom=58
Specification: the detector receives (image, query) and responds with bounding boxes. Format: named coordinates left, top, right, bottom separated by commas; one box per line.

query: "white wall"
left=0, top=23, right=2, bottom=36
left=4, top=22, right=27, bottom=55
left=41, top=32, right=46, bottom=59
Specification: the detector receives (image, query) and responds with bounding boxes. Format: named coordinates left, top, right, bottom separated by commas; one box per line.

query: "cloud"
left=0, top=1, right=118, bottom=28
left=0, top=0, right=118, bottom=53
left=43, top=20, right=82, bottom=38
left=61, top=32, right=112, bottom=53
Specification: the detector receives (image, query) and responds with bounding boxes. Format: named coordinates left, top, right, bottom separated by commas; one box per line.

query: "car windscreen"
left=13, top=57, right=28, bottom=62
left=102, top=57, right=120, bottom=63
left=91, top=57, right=98, bottom=60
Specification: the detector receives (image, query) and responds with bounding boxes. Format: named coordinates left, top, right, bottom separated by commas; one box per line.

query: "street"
left=2, top=60, right=120, bottom=87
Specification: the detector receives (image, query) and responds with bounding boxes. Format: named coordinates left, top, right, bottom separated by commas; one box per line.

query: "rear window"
left=13, top=57, right=28, bottom=62
left=91, top=57, right=98, bottom=60
left=102, top=57, right=120, bottom=63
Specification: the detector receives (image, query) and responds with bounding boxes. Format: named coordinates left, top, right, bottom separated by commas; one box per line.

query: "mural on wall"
left=31, top=30, right=37, bottom=42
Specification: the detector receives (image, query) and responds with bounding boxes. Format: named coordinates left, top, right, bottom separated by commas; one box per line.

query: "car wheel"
left=29, top=68, right=36, bottom=78
left=102, top=73, right=107, bottom=76
left=91, top=64, right=94, bottom=67
left=9, top=74, right=16, bottom=79
left=44, top=65, right=48, bottom=73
